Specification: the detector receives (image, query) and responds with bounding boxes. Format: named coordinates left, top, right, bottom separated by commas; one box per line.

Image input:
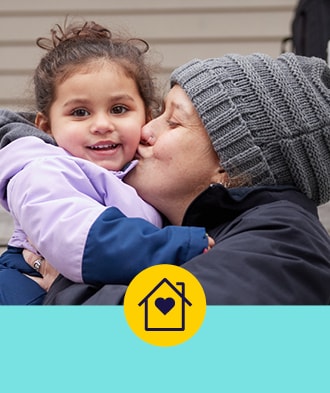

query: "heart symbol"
left=155, top=297, right=175, bottom=315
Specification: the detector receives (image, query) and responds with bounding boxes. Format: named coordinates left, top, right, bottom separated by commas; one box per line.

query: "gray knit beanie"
left=171, top=52, right=330, bottom=205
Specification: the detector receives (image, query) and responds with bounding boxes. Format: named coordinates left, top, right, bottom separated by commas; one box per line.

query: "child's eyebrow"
left=108, top=94, right=136, bottom=102
left=63, top=94, right=136, bottom=108
left=63, top=98, right=90, bottom=108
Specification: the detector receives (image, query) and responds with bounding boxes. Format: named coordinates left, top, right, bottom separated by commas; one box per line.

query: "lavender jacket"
left=0, top=135, right=207, bottom=284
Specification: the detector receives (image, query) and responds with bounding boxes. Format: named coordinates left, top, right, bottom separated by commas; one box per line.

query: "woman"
left=124, top=52, right=330, bottom=304
left=4, top=52, right=330, bottom=304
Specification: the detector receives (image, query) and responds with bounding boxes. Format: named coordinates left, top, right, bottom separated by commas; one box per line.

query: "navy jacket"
left=44, top=185, right=330, bottom=305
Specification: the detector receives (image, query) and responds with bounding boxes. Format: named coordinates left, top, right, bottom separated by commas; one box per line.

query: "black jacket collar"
left=182, top=184, right=318, bottom=229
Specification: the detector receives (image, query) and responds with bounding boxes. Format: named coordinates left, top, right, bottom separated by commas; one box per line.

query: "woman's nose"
left=141, top=120, right=157, bottom=145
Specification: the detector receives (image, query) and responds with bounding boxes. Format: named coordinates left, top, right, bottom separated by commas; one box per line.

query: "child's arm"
left=3, top=143, right=208, bottom=285
left=79, top=206, right=209, bottom=284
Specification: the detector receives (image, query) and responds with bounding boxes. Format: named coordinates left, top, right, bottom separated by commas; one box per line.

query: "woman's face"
left=124, top=85, right=221, bottom=224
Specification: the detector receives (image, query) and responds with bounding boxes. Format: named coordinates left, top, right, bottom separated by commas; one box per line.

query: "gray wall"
left=0, top=0, right=296, bottom=109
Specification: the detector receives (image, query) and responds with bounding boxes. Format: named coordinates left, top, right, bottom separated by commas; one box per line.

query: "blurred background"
left=0, top=0, right=329, bottom=251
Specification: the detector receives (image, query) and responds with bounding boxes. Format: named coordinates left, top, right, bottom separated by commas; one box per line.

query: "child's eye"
left=72, top=108, right=90, bottom=117
left=111, top=105, right=128, bottom=114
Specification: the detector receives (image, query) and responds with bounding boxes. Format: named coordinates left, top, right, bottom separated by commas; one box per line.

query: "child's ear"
left=35, top=112, right=51, bottom=134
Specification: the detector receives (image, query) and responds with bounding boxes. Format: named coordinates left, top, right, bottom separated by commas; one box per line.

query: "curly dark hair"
left=34, top=20, right=160, bottom=118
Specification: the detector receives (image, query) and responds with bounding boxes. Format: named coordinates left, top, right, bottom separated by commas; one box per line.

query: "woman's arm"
left=0, top=109, right=55, bottom=147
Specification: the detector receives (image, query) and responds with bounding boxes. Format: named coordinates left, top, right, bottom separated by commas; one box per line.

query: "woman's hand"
left=23, top=249, right=59, bottom=291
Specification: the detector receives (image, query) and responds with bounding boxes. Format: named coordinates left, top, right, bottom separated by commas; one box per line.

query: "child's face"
left=38, top=62, right=147, bottom=171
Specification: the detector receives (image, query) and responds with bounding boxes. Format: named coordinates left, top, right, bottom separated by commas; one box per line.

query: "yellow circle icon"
left=124, top=264, right=206, bottom=346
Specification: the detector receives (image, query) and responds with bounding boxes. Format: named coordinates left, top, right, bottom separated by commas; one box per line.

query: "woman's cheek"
left=152, top=142, right=172, bottom=161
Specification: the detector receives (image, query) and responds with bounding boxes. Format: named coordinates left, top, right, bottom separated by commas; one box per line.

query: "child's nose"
left=90, top=114, right=114, bottom=134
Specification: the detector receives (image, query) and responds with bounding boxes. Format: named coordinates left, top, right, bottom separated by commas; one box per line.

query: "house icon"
left=138, top=277, right=192, bottom=331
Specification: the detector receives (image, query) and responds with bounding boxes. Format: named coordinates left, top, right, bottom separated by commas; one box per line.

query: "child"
left=0, top=20, right=212, bottom=305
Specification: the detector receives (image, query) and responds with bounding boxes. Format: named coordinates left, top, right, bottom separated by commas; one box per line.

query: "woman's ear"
left=210, top=166, right=231, bottom=187
left=35, top=112, right=51, bottom=134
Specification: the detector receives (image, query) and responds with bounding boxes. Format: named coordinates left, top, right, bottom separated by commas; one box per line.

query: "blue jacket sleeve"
left=83, top=207, right=208, bottom=284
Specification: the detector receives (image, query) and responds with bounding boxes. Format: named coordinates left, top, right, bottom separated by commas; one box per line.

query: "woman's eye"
left=167, top=119, right=179, bottom=128
left=112, top=105, right=128, bottom=114
left=72, top=108, right=89, bottom=117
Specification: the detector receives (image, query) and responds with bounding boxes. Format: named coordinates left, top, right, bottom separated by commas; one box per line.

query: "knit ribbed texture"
left=171, top=52, right=330, bottom=205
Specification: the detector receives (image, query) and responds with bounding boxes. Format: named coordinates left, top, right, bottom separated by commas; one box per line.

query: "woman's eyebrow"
left=171, top=101, right=193, bottom=119
left=168, top=99, right=184, bottom=112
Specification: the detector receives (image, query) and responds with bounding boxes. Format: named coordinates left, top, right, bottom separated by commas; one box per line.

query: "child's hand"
left=204, top=234, right=215, bottom=253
